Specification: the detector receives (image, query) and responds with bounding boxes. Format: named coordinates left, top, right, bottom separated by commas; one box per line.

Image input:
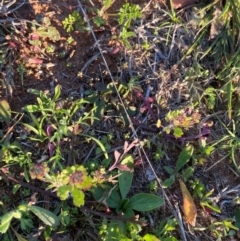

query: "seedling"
left=117, top=3, right=142, bottom=48
left=62, top=10, right=86, bottom=32
left=163, top=145, right=194, bottom=188
left=153, top=218, right=178, bottom=241
left=17, top=63, right=26, bottom=87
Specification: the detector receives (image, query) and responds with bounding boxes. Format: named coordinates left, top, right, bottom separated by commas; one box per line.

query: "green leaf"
left=122, top=208, right=135, bottom=218
left=128, top=193, right=164, bottom=211
left=143, top=234, right=160, bottom=241
left=22, top=123, right=40, bottom=136
left=72, top=188, right=85, bottom=207
left=163, top=175, right=175, bottom=188
left=28, top=205, right=60, bottom=227
left=200, top=201, right=221, bottom=213
left=182, top=166, right=194, bottom=181
left=0, top=211, right=14, bottom=233
left=227, top=79, right=232, bottom=119
left=27, top=88, right=41, bottom=95
left=175, top=145, right=194, bottom=173
left=164, top=237, right=178, bottom=241
left=12, top=184, right=21, bottom=194
left=163, top=166, right=174, bottom=175
left=121, top=154, right=134, bottom=168
left=103, top=0, right=114, bottom=10
left=116, top=198, right=130, bottom=213
left=23, top=104, right=39, bottom=113
left=12, top=210, right=22, bottom=219
left=20, top=218, right=33, bottom=231
left=81, top=134, right=109, bottom=160
left=47, top=26, right=60, bottom=41
left=105, top=221, right=128, bottom=241
left=92, top=99, right=105, bottom=126
left=24, top=165, right=30, bottom=183
left=93, top=16, right=105, bottom=27
left=0, top=99, right=11, bottom=124
left=91, top=184, right=111, bottom=202
left=119, top=170, right=133, bottom=199
left=173, top=127, right=183, bottom=138
left=57, top=185, right=71, bottom=201
left=53, top=85, right=61, bottom=101
left=107, top=190, right=121, bottom=208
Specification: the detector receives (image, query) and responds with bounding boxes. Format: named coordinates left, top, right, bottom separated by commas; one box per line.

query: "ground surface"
left=1, top=0, right=240, bottom=240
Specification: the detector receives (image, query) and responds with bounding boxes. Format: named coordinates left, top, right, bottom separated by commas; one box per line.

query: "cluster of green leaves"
left=22, top=85, right=107, bottom=168
left=92, top=153, right=163, bottom=240
left=163, top=145, right=194, bottom=188
left=30, top=17, right=60, bottom=43
left=62, top=10, right=86, bottom=32
left=0, top=203, right=59, bottom=234
left=117, top=3, right=142, bottom=48
left=0, top=85, right=110, bottom=237
left=47, top=165, right=95, bottom=207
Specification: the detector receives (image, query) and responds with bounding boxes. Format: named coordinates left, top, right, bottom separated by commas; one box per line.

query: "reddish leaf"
left=109, top=46, right=121, bottom=55
left=114, top=150, right=121, bottom=163
left=9, top=41, right=17, bottom=48
left=115, top=164, right=131, bottom=171
left=30, top=45, right=41, bottom=53
left=46, top=125, right=55, bottom=137
left=30, top=33, right=40, bottom=40
left=179, top=179, right=197, bottom=226
left=28, top=58, right=43, bottom=64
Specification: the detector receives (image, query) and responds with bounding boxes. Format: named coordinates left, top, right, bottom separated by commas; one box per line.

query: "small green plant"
left=0, top=203, right=60, bottom=234
left=163, top=145, right=194, bottom=188
left=197, top=219, right=239, bottom=240
left=66, top=36, right=74, bottom=45
left=62, top=10, right=86, bottom=32
left=213, top=117, right=240, bottom=174
left=17, top=63, right=26, bottom=87
left=190, top=179, right=205, bottom=199
left=163, top=108, right=201, bottom=138
left=45, top=44, right=55, bottom=54
left=23, top=85, right=107, bottom=165
left=43, top=165, right=96, bottom=207
left=190, top=179, right=221, bottom=214
left=30, top=17, right=60, bottom=43
left=153, top=218, right=178, bottom=241
left=85, top=141, right=163, bottom=240
left=92, top=154, right=163, bottom=218
left=153, top=147, right=165, bottom=161
left=117, top=3, right=142, bottom=48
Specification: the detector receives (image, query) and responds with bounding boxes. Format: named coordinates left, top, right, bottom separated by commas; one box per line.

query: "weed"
left=153, top=218, right=178, bottom=241
left=117, top=3, right=142, bottom=48
left=62, top=10, right=86, bottom=32
left=16, top=63, right=26, bottom=87
left=163, top=145, right=194, bottom=188
left=163, top=108, right=201, bottom=138
left=22, top=85, right=108, bottom=169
